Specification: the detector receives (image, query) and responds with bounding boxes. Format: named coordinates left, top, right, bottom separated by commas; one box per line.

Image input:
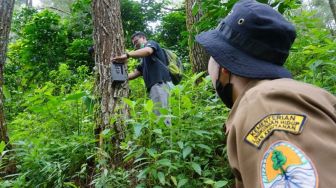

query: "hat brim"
left=196, top=30, right=291, bottom=79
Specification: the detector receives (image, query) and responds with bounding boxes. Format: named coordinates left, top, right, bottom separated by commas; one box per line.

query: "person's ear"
left=220, top=67, right=230, bottom=76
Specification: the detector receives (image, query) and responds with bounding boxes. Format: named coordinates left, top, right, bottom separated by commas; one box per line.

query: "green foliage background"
left=0, top=0, right=335, bottom=187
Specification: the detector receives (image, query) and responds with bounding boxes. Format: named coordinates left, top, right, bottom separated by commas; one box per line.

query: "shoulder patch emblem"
left=245, top=114, right=306, bottom=148
left=261, top=141, right=318, bottom=188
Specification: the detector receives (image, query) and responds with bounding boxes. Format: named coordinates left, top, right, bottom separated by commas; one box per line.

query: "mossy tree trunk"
left=186, top=0, right=209, bottom=73
left=0, top=0, right=15, bottom=177
left=0, top=0, right=15, bottom=148
left=92, top=0, right=129, bottom=169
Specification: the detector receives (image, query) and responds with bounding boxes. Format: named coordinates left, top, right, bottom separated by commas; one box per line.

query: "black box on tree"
left=111, top=61, right=127, bottom=82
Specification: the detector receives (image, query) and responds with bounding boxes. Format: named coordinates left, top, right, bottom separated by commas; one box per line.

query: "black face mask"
left=215, top=70, right=233, bottom=108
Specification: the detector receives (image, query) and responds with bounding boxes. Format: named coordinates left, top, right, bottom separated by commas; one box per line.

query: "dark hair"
left=88, top=46, right=94, bottom=56
left=131, top=31, right=146, bottom=40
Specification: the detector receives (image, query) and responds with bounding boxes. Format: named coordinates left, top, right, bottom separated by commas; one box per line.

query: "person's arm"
left=113, top=47, right=154, bottom=62
left=128, top=69, right=142, bottom=80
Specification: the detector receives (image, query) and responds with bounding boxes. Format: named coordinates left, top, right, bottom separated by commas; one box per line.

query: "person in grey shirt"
left=113, top=32, right=172, bottom=125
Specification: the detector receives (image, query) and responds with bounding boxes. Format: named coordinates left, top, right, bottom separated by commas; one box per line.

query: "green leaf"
left=177, top=141, right=184, bottom=149
left=171, top=176, right=177, bottom=186
left=102, top=129, right=110, bottom=135
left=177, top=178, right=188, bottom=188
left=204, top=178, right=215, bottom=185
left=182, top=96, right=192, bottom=109
left=0, top=141, right=6, bottom=153
left=123, top=98, right=136, bottom=108
left=157, top=159, right=171, bottom=167
left=82, top=96, right=94, bottom=113
left=191, top=1, right=200, bottom=16
left=2, top=85, right=11, bottom=99
left=146, top=148, right=157, bottom=158
left=182, top=146, right=192, bottom=159
left=158, top=172, right=165, bottom=185
left=214, top=180, right=228, bottom=188
left=161, top=149, right=180, bottom=155
left=63, top=182, right=78, bottom=188
left=65, top=92, right=85, bottom=100
left=197, top=144, right=212, bottom=153
left=191, top=162, right=202, bottom=175
left=153, top=129, right=162, bottom=135
left=137, top=168, right=150, bottom=180
left=134, top=124, right=142, bottom=138
left=144, top=99, right=154, bottom=112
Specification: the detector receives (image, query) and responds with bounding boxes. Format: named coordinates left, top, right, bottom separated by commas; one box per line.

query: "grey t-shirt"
left=136, top=40, right=171, bottom=90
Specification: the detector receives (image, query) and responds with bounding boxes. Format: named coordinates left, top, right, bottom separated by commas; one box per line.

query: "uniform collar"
left=225, top=79, right=267, bottom=133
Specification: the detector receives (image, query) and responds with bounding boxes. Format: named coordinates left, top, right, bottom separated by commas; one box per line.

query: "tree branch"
left=38, top=7, right=70, bottom=15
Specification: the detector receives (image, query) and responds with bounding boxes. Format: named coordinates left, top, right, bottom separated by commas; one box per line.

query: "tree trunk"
left=0, top=0, right=16, bottom=177
left=92, top=0, right=129, bottom=169
left=26, top=0, right=32, bottom=7
left=0, top=0, right=14, bottom=147
left=186, top=0, right=209, bottom=74
left=329, top=0, right=336, bottom=25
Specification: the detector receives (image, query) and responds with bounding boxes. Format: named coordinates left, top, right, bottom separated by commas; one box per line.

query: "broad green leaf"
left=177, top=141, right=184, bottom=149
left=177, top=178, right=188, bottom=188
left=171, top=176, right=177, bottom=186
left=182, top=96, right=192, bottom=109
left=153, top=129, right=162, bottom=135
left=144, top=100, right=154, bottom=112
left=123, top=98, right=136, bottom=108
left=0, top=141, right=6, bottom=153
left=2, top=85, right=11, bottom=99
left=157, top=159, right=171, bottom=167
left=158, top=172, right=165, bottom=185
left=204, top=179, right=215, bottom=185
left=82, top=96, right=94, bottom=113
left=137, top=168, right=150, bottom=180
left=214, top=180, right=228, bottom=188
left=146, top=148, right=157, bottom=158
left=182, top=146, right=192, bottom=159
left=191, top=162, right=202, bottom=175
left=134, top=124, right=142, bottom=138
left=197, top=144, right=212, bottom=153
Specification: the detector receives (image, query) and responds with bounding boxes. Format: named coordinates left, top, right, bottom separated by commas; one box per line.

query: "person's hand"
left=113, top=54, right=128, bottom=63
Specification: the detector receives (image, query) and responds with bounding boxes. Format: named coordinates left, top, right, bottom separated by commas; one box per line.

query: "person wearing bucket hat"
left=196, top=0, right=336, bottom=187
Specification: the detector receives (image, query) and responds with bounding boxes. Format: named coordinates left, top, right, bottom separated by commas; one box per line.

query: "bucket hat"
left=196, top=0, right=296, bottom=79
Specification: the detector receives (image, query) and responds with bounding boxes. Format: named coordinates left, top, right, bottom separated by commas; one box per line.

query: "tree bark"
left=0, top=0, right=15, bottom=147
left=329, top=0, right=336, bottom=25
left=0, top=0, right=16, bottom=177
left=186, top=0, right=209, bottom=74
left=92, top=0, right=129, bottom=168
